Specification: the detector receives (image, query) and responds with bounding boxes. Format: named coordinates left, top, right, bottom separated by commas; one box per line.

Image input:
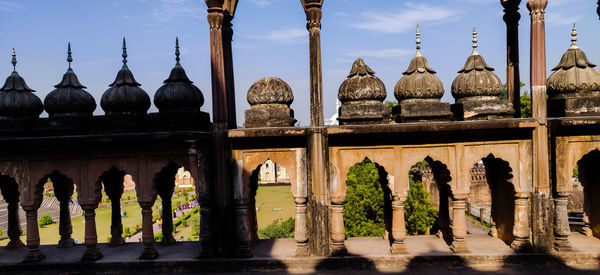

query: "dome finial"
left=11, top=48, right=16, bottom=71
left=472, top=28, right=479, bottom=55
left=416, top=24, right=422, bottom=57
left=569, top=23, right=579, bottom=50
left=67, top=43, right=73, bottom=69
left=175, top=37, right=180, bottom=65
left=122, top=37, right=128, bottom=69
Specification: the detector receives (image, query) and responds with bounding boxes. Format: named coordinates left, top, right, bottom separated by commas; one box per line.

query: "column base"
left=295, top=243, right=309, bottom=257
left=331, top=242, right=347, bottom=256
left=510, top=238, right=533, bottom=252
left=6, top=239, right=24, bottom=249
left=450, top=240, right=471, bottom=254
left=553, top=237, right=573, bottom=252
left=160, top=235, right=177, bottom=246
left=581, top=227, right=593, bottom=237
left=109, top=236, right=125, bottom=246
left=58, top=237, right=75, bottom=248
left=390, top=241, right=408, bottom=254
left=235, top=245, right=253, bottom=258
left=489, top=228, right=498, bottom=238
left=22, top=248, right=45, bottom=263
left=81, top=247, right=103, bottom=262
left=139, top=246, right=159, bottom=260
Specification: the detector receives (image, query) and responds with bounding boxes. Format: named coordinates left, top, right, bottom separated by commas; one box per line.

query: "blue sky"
left=0, top=0, right=598, bottom=126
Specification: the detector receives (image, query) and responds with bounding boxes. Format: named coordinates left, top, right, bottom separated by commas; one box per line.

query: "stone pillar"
left=527, top=0, right=552, bottom=252
left=489, top=216, right=498, bottom=238
left=57, top=200, right=75, bottom=248
left=22, top=209, right=44, bottom=262
left=302, top=0, right=330, bottom=257
left=597, top=0, right=599, bottom=19
left=330, top=202, right=346, bottom=255
left=582, top=213, right=593, bottom=236
left=234, top=201, right=252, bottom=257
left=450, top=196, right=470, bottom=253
left=81, top=207, right=103, bottom=262
left=553, top=193, right=572, bottom=251
left=511, top=193, right=532, bottom=251
left=223, top=14, right=237, bottom=130
left=295, top=197, right=309, bottom=256
left=390, top=198, right=408, bottom=254
left=5, top=201, right=24, bottom=249
left=109, top=199, right=125, bottom=246
left=161, top=197, right=176, bottom=245
left=139, top=203, right=158, bottom=259
left=501, top=0, right=522, bottom=117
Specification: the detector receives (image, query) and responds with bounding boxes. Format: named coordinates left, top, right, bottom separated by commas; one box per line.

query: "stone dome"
left=100, top=38, right=150, bottom=116
left=247, top=77, right=293, bottom=106
left=547, top=26, right=600, bottom=96
left=338, top=58, right=386, bottom=103
left=451, top=28, right=502, bottom=101
left=154, top=38, right=204, bottom=113
left=44, top=43, right=96, bottom=118
left=395, top=27, right=444, bottom=101
left=0, top=49, right=43, bottom=120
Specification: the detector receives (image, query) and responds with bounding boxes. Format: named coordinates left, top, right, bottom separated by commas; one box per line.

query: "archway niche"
left=577, top=149, right=600, bottom=239
left=98, top=167, right=128, bottom=246
left=37, top=170, right=77, bottom=248
left=0, top=174, right=24, bottom=249
left=407, top=157, right=453, bottom=246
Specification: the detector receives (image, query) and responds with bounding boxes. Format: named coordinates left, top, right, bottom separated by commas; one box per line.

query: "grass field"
left=255, top=185, right=295, bottom=230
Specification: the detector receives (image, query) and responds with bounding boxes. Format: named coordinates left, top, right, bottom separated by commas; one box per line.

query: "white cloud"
left=251, top=27, right=307, bottom=44
left=350, top=2, right=458, bottom=34
left=151, top=0, right=205, bottom=22
left=345, top=48, right=412, bottom=59
left=0, top=1, right=20, bottom=13
left=250, top=0, right=279, bottom=8
left=546, top=12, right=582, bottom=27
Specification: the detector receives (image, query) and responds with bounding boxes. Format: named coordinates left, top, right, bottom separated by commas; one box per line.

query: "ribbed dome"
left=395, top=27, right=444, bottom=101
left=0, top=49, right=43, bottom=120
left=44, top=43, right=96, bottom=118
left=154, top=38, right=204, bottom=113
left=451, top=29, right=502, bottom=101
left=101, top=38, right=150, bottom=116
left=247, top=77, right=293, bottom=106
left=547, top=26, right=600, bottom=96
left=338, top=58, right=386, bottom=103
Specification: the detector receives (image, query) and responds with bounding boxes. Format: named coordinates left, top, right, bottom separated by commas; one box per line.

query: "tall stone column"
left=553, top=193, right=572, bottom=251
left=330, top=202, right=346, bottom=255
left=302, top=0, right=330, bottom=256
left=5, top=200, right=24, bottom=249
left=234, top=201, right=252, bottom=257
left=57, top=200, right=74, bottom=247
left=206, top=0, right=235, bottom=256
left=139, top=203, right=158, bottom=259
left=81, top=207, right=103, bottom=262
left=527, top=0, right=552, bottom=252
left=501, top=0, right=522, bottom=117
left=161, top=197, right=176, bottom=245
left=511, top=193, right=532, bottom=251
left=450, top=195, right=470, bottom=253
left=295, top=197, right=309, bottom=256
left=22, top=209, right=44, bottom=262
left=223, top=14, right=237, bottom=129
left=109, top=197, right=125, bottom=246
left=390, top=198, right=408, bottom=254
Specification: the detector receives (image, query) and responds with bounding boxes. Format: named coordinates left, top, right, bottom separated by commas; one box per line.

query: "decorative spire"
left=122, top=37, right=128, bottom=69
left=175, top=37, right=180, bottom=65
left=569, top=23, right=579, bottom=50
left=415, top=24, right=422, bottom=57
left=11, top=48, right=16, bottom=72
left=472, top=28, right=479, bottom=55
left=67, top=43, right=73, bottom=69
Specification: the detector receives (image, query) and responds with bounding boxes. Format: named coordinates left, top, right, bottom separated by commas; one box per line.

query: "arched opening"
left=249, top=159, right=295, bottom=241
left=0, top=174, right=24, bottom=249
left=577, top=149, right=600, bottom=239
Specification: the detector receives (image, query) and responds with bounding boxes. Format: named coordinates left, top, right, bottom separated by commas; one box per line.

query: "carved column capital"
left=502, top=0, right=521, bottom=24
left=208, top=11, right=224, bottom=30
left=304, top=7, right=322, bottom=30
left=597, top=0, right=599, bottom=19
left=526, top=0, right=547, bottom=17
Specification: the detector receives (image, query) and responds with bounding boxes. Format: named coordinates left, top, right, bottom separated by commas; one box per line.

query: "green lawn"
left=255, top=185, right=295, bottom=230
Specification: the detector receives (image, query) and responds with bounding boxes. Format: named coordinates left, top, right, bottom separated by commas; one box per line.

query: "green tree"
left=404, top=174, right=437, bottom=235
left=191, top=214, right=200, bottom=237
left=343, top=158, right=386, bottom=237
left=385, top=101, right=398, bottom=115
left=258, top=217, right=295, bottom=239
left=520, top=91, right=532, bottom=118
left=39, top=215, right=53, bottom=228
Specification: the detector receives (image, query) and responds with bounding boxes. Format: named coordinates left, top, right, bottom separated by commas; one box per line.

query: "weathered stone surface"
left=393, top=100, right=452, bottom=122
left=244, top=77, right=296, bottom=128
left=452, top=98, right=514, bottom=120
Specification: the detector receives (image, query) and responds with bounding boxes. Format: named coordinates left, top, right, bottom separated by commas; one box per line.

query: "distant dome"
left=100, top=38, right=150, bottom=116
left=0, top=49, right=43, bottom=120
left=154, top=38, right=204, bottom=113
left=338, top=58, right=386, bottom=103
left=44, top=43, right=96, bottom=118
left=547, top=26, right=600, bottom=96
left=451, top=29, right=502, bottom=101
left=247, top=77, right=293, bottom=106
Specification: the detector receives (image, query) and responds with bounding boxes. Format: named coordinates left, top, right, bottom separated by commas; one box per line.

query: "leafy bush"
left=124, top=227, right=130, bottom=234
left=0, top=227, right=3, bottom=238
left=39, top=215, right=53, bottom=228
left=404, top=174, right=437, bottom=235
left=154, top=231, right=163, bottom=242
left=182, top=220, right=187, bottom=227
left=343, top=158, right=385, bottom=237
left=191, top=215, right=200, bottom=237
left=258, top=217, right=295, bottom=239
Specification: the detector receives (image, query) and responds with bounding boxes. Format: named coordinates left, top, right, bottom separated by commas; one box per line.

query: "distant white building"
left=325, top=100, right=341, bottom=126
